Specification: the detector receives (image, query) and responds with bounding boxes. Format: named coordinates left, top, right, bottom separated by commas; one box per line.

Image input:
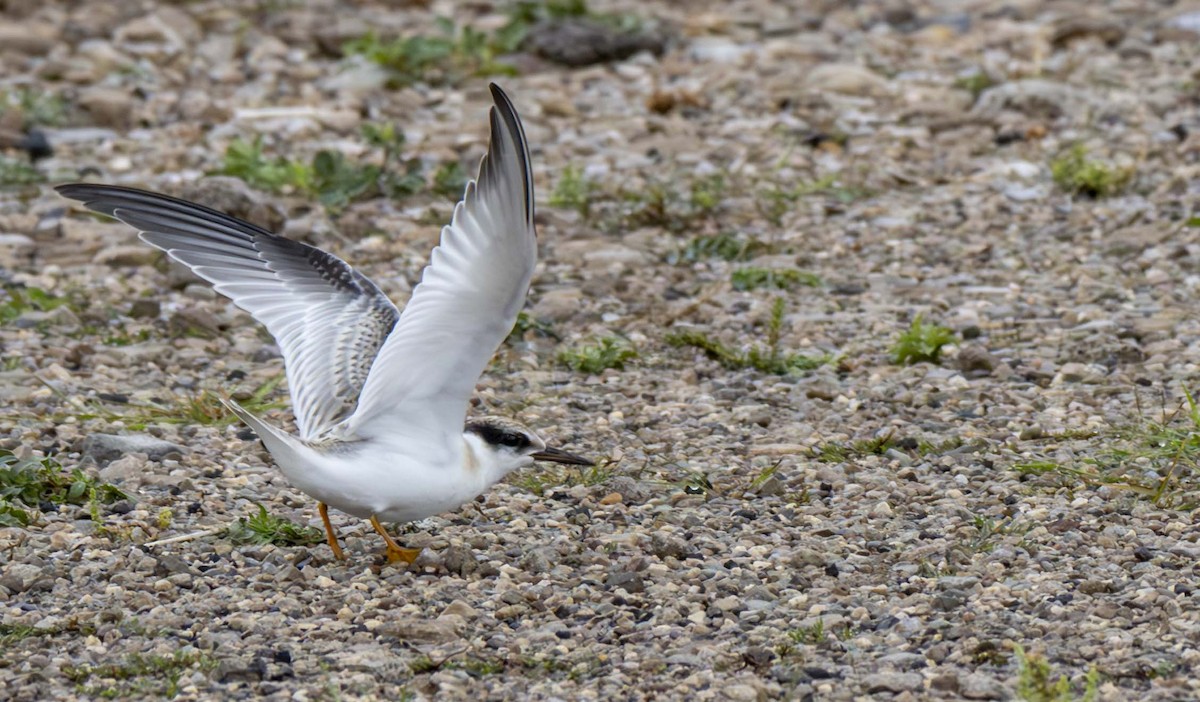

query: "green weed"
left=755, top=174, right=866, bottom=226
left=891, top=314, right=955, bottom=365
left=966, top=514, right=1029, bottom=554
left=214, top=123, right=424, bottom=213
left=65, top=650, right=217, bottom=699
left=673, top=233, right=768, bottom=263
left=557, top=336, right=637, bottom=373
left=549, top=165, right=597, bottom=217
left=0, top=156, right=44, bottom=186
left=1050, top=144, right=1134, bottom=198
left=343, top=19, right=516, bottom=88
left=688, top=173, right=727, bottom=217
left=1013, top=645, right=1099, bottom=702
left=1, top=87, right=69, bottom=127
left=815, top=432, right=897, bottom=463
left=954, top=71, right=996, bottom=100
left=507, top=311, right=558, bottom=342
left=126, top=376, right=285, bottom=428
left=667, top=298, right=831, bottom=376
left=1015, top=388, right=1200, bottom=509
left=512, top=461, right=613, bottom=496
left=431, top=161, right=468, bottom=200
left=731, top=267, right=822, bottom=292
left=0, top=285, right=72, bottom=324
left=0, top=451, right=127, bottom=527
left=788, top=620, right=827, bottom=645
left=225, top=503, right=324, bottom=547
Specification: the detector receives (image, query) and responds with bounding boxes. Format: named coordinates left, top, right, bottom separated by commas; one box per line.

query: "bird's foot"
left=386, top=545, right=422, bottom=564
left=318, top=502, right=347, bottom=560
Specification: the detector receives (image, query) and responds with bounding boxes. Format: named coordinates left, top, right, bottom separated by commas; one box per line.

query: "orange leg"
left=369, top=516, right=422, bottom=564
left=318, top=502, right=346, bottom=560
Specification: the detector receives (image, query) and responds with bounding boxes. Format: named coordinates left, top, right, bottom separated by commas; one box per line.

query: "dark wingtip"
left=485, top=83, right=533, bottom=225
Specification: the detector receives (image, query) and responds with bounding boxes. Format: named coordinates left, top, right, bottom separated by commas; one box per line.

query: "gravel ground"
left=2, top=0, right=1200, bottom=700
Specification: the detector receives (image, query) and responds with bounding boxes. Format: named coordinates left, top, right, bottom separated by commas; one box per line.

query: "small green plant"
left=343, top=19, right=516, bottom=89
left=1014, top=386, right=1200, bottom=509
left=1, top=87, right=69, bottom=127
left=755, top=174, right=865, bottom=227
left=128, top=376, right=285, bottom=428
left=1013, top=645, right=1099, bottom=702
left=0, top=451, right=128, bottom=527
left=891, top=315, right=955, bottom=365
left=431, top=161, right=468, bottom=199
left=0, top=156, right=44, bottom=186
left=0, top=623, right=40, bottom=645
left=64, top=650, right=218, bottom=699
left=667, top=298, right=831, bottom=376
left=815, top=432, right=897, bottom=463
left=215, top=136, right=309, bottom=193
left=0, top=285, right=72, bottom=324
left=511, top=460, right=613, bottom=496
left=788, top=620, right=827, bottom=645
left=549, top=165, right=596, bottom=217
left=674, top=233, right=767, bottom=263
left=1050, top=144, right=1134, bottom=198
left=214, top=125, right=424, bottom=213
left=731, top=267, right=821, bottom=292
left=966, top=514, right=1028, bottom=554
left=557, top=337, right=637, bottom=373
left=954, top=71, right=996, bottom=100
left=507, top=311, right=558, bottom=342
left=688, top=173, right=727, bottom=217
left=225, top=503, right=324, bottom=547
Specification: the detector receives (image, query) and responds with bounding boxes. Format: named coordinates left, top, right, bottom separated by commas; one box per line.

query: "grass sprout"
left=225, top=504, right=324, bottom=547
left=891, top=315, right=955, bottom=365
left=557, top=337, right=637, bottom=373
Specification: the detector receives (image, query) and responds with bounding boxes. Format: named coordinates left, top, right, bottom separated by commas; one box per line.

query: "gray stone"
left=378, top=618, right=460, bottom=644
left=649, top=533, right=689, bottom=559
left=864, top=672, right=923, bottom=693
left=803, top=63, right=890, bottom=97
left=83, top=433, right=187, bottom=464
left=960, top=673, right=1008, bottom=699
left=877, top=652, right=927, bottom=670
left=0, top=563, right=46, bottom=593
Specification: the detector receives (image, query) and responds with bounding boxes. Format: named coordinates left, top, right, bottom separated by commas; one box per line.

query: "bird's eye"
left=499, top=433, right=527, bottom=448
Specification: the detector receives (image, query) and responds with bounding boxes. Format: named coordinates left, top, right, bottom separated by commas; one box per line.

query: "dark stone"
left=442, top=545, right=478, bottom=577
left=604, top=571, right=645, bottom=594
left=82, top=433, right=186, bottom=463
left=525, top=18, right=667, bottom=67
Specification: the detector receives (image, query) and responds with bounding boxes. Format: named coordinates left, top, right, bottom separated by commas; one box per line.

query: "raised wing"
left=346, top=84, right=535, bottom=442
left=55, top=183, right=399, bottom=441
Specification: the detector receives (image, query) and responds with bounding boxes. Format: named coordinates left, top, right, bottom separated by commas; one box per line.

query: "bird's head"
left=464, top=417, right=591, bottom=478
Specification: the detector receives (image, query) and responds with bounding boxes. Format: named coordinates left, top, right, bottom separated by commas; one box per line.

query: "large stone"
left=377, top=617, right=461, bottom=644
left=83, top=433, right=187, bottom=464
left=0, top=22, right=58, bottom=56
left=864, top=672, right=923, bottom=693
left=525, top=18, right=667, bottom=67
left=804, top=63, right=890, bottom=97
left=78, top=88, right=137, bottom=130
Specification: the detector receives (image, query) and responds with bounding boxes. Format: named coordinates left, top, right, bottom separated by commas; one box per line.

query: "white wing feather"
left=54, top=184, right=399, bottom=441
left=346, top=84, right=536, bottom=442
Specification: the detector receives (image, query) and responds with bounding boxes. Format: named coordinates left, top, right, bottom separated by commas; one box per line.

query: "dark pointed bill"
left=532, top=446, right=593, bottom=466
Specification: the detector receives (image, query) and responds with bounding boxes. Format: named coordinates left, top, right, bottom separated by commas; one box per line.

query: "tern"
left=58, top=84, right=590, bottom=563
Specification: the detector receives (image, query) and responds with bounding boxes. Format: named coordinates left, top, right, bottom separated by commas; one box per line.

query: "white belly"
left=271, top=440, right=494, bottom=523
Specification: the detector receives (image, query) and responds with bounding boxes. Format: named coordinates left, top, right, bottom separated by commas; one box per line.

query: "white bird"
left=58, top=83, right=590, bottom=563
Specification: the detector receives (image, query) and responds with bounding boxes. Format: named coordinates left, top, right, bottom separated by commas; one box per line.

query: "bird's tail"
left=222, top=398, right=308, bottom=464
